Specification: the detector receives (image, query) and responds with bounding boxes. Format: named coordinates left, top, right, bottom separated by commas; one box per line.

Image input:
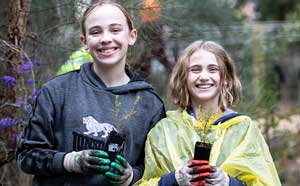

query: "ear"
left=80, top=35, right=88, bottom=50
left=128, top=29, right=137, bottom=46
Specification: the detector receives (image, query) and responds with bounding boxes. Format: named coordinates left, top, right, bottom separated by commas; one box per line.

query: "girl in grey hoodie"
left=16, top=1, right=165, bottom=186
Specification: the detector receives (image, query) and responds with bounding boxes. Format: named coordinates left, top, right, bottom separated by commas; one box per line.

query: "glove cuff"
left=63, top=151, right=82, bottom=173
left=225, top=173, right=230, bottom=186
left=175, top=166, right=184, bottom=186
left=120, top=165, right=133, bottom=186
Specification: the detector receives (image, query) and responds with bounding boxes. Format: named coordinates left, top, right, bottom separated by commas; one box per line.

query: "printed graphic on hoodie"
left=83, top=116, right=117, bottom=137
left=72, top=116, right=117, bottom=151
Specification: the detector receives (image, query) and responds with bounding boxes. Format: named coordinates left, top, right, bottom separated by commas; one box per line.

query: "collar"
left=186, top=106, right=224, bottom=128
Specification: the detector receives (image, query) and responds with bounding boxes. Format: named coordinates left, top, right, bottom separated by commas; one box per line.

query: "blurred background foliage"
left=0, top=0, right=299, bottom=185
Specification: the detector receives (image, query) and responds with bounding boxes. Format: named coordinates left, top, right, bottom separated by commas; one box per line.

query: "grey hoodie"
left=16, top=63, right=165, bottom=186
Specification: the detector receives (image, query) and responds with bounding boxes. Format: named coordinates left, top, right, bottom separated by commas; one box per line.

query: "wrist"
left=120, top=166, right=133, bottom=186
left=63, top=151, right=81, bottom=173
left=175, top=168, right=184, bottom=186
left=63, top=152, right=72, bottom=172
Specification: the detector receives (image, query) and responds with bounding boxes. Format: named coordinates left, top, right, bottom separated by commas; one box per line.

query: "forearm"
left=16, top=86, right=67, bottom=175
left=17, top=146, right=67, bottom=176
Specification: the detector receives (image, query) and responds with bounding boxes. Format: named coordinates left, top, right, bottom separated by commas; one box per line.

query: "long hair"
left=169, top=40, right=242, bottom=110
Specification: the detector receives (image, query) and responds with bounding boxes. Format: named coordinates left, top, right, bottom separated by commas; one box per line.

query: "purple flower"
left=32, top=60, right=41, bottom=66
left=17, top=97, right=25, bottom=106
left=1, top=75, right=16, bottom=88
left=20, top=61, right=33, bottom=72
left=9, top=133, right=18, bottom=143
left=0, top=117, right=16, bottom=129
left=26, top=78, right=34, bottom=85
left=11, top=67, right=18, bottom=73
left=31, top=88, right=40, bottom=96
left=25, top=104, right=33, bottom=114
left=21, top=55, right=29, bottom=62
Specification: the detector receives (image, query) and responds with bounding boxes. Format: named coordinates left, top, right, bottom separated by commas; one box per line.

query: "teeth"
left=196, top=84, right=212, bottom=88
left=100, top=48, right=115, bottom=53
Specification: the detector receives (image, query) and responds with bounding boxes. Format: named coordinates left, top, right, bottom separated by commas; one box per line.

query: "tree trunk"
left=0, top=0, right=31, bottom=167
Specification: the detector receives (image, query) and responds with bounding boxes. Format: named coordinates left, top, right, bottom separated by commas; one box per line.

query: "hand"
left=104, top=155, right=133, bottom=186
left=205, top=166, right=229, bottom=186
left=63, top=150, right=110, bottom=174
left=175, top=160, right=211, bottom=186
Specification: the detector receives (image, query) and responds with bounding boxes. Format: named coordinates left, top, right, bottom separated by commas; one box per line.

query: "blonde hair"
left=169, top=40, right=242, bottom=110
left=80, top=0, right=135, bottom=36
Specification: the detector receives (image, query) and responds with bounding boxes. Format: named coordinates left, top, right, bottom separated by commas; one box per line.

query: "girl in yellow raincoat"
left=137, top=40, right=281, bottom=186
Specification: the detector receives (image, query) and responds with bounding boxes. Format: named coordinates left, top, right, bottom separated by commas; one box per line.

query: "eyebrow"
left=88, top=23, right=123, bottom=30
left=208, top=64, right=219, bottom=67
left=110, top=23, right=123, bottom=27
left=189, top=64, right=219, bottom=67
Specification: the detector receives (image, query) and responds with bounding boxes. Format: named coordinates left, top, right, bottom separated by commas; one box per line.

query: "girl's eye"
left=111, top=28, right=121, bottom=33
left=209, top=67, right=219, bottom=73
left=90, top=30, right=101, bottom=35
left=189, top=67, right=201, bottom=73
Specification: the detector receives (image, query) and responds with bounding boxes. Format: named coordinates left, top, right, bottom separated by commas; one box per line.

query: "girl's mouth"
left=98, top=47, right=118, bottom=56
left=196, top=84, right=213, bottom=89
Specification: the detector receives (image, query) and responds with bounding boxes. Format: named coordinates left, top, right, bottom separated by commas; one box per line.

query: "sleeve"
left=136, top=121, right=174, bottom=186
left=131, top=151, right=145, bottom=184
left=16, top=86, right=67, bottom=176
left=135, top=134, right=162, bottom=186
left=220, top=119, right=281, bottom=186
left=150, top=100, right=166, bottom=129
left=158, top=171, right=178, bottom=186
left=229, top=176, right=246, bottom=186
left=132, top=103, right=166, bottom=184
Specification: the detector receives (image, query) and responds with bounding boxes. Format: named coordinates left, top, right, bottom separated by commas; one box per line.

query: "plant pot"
left=105, top=130, right=125, bottom=161
left=194, top=141, right=212, bottom=161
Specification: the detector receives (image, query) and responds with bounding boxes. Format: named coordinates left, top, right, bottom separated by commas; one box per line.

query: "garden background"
left=0, top=0, right=299, bottom=185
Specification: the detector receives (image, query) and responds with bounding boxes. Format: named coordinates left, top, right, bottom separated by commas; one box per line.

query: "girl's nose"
left=100, top=32, right=112, bottom=44
left=198, top=71, right=209, bottom=81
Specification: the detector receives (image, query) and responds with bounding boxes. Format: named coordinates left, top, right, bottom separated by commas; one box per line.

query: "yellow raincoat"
left=136, top=109, right=281, bottom=186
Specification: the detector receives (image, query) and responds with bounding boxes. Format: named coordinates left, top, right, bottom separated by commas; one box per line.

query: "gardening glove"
left=104, top=155, right=133, bottom=186
left=175, top=159, right=211, bottom=186
left=63, top=150, right=110, bottom=174
left=205, top=166, right=229, bottom=186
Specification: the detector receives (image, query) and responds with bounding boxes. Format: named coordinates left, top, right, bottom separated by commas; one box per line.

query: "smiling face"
left=80, top=4, right=137, bottom=67
left=187, top=49, right=221, bottom=109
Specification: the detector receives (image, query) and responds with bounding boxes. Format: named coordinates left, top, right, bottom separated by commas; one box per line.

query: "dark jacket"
left=16, top=63, right=165, bottom=186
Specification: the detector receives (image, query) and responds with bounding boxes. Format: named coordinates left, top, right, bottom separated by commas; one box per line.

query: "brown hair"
left=169, top=40, right=242, bottom=110
left=80, top=0, right=135, bottom=36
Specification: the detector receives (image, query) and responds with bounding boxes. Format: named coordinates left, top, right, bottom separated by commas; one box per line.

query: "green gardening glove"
left=104, top=155, right=133, bottom=186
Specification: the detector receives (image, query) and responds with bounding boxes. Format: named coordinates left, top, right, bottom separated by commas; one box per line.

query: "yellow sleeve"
left=135, top=127, right=162, bottom=186
left=136, top=118, right=179, bottom=186
left=219, top=119, right=281, bottom=186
